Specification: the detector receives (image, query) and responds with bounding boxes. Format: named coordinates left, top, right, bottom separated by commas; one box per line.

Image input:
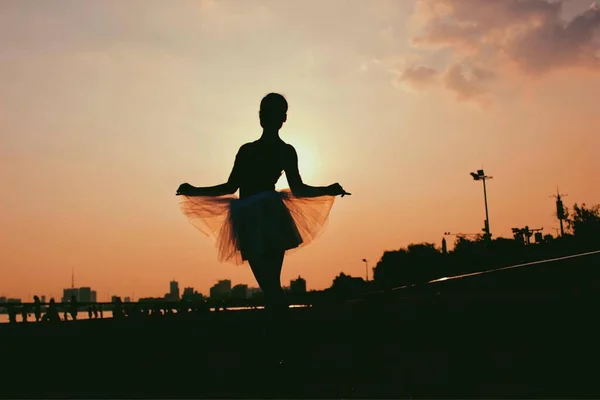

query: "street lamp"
left=470, top=169, right=493, bottom=241
left=362, top=258, right=369, bottom=282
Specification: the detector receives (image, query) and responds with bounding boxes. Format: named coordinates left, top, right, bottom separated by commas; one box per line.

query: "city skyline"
left=2, top=0, right=600, bottom=300
left=0, top=275, right=310, bottom=303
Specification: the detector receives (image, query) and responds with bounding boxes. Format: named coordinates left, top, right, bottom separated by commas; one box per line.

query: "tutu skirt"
left=179, top=189, right=335, bottom=265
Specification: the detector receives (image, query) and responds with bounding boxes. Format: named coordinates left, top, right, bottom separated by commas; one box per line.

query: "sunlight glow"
left=276, top=138, right=318, bottom=190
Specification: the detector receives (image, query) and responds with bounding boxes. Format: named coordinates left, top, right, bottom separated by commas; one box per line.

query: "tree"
left=330, top=273, right=366, bottom=298
left=561, top=205, right=572, bottom=234
left=567, top=203, right=600, bottom=243
left=372, top=243, right=443, bottom=287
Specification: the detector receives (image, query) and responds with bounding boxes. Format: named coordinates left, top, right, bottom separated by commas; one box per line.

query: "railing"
left=349, top=249, right=600, bottom=302
left=0, top=296, right=316, bottom=324
left=0, top=296, right=315, bottom=312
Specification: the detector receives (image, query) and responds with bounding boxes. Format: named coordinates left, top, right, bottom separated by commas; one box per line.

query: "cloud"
left=442, top=62, right=495, bottom=108
left=390, top=0, right=600, bottom=104
left=395, top=65, right=439, bottom=89
left=390, top=60, right=495, bottom=105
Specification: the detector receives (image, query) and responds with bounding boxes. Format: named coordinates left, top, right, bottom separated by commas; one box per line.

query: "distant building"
left=247, top=287, right=263, bottom=299
left=61, top=287, right=98, bottom=303
left=40, top=295, right=46, bottom=303
left=62, top=288, right=79, bottom=303
left=6, top=298, right=21, bottom=304
left=124, top=297, right=131, bottom=303
left=231, top=284, right=248, bottom=300
left=210, top=280, right=231, bottom=300
left=111, top=295, right=120, bottom=303
left=0, top=297, right=6, bottom=303
left=79, top=287, right=92, bottom=303
left=166, top=280, right=180, bottom=301
left=182, top=287, right=203, bottom=301
left=290, top=276, right=307, bottom=294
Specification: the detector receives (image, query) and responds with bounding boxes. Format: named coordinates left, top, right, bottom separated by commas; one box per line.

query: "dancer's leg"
left=249, top=250, right=288, bottom=363
left=248, top=250, right=286, bottom=314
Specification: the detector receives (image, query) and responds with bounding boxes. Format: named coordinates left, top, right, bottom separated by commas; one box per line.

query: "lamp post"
left=362, top=258, right=369, bottom=282
left=470, top=169, right=493, bottom=241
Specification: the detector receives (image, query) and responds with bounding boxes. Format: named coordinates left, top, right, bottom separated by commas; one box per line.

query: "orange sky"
left=1, top=0, right=600, bottom=301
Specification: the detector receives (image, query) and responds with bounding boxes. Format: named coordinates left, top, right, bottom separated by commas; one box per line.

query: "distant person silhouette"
left=177, top=92, right=349, bottom=327
left=112, top=297, right=124, bottom=320
left=21, top=305, right=29, bottom=323
left=33, top=296, right=42, bottom=322
left=69, top=295, right=78, bottom=320
left=42, top=298, right=60, bottom=323
left=7, top=307, right=17, bottom=324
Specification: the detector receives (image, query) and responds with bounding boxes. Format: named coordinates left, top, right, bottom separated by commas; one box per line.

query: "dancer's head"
left=259, top=93, right=288, bottom=130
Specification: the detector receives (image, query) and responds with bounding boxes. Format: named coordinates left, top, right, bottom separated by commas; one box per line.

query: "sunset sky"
left=1, top=0, right=600, bottom=301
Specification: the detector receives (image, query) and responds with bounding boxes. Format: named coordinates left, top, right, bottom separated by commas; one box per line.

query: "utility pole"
left=550, top=188, right=568, bottom=237
left=470, top=169, right=493, bottom=242
left=362, top=259, right=369, bottom=282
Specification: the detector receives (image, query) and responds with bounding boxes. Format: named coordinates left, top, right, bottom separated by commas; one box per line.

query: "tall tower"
left=71, top=268, right=75, bottom=288
left=551, top=188, right=568, bottom=237
left=170, top=280, right=180, bottom=301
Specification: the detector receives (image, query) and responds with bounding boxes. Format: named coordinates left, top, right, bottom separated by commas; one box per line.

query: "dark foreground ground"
left=2, top=251, right=600, bottom=399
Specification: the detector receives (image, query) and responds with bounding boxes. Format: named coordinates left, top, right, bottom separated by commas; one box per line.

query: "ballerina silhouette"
left=177, top=92, right=349, bottom=318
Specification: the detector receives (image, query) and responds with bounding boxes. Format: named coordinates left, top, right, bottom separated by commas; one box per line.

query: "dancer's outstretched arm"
left=176, top=146, right=244, bottom=197
left=285, top=145, right=350, bottom=198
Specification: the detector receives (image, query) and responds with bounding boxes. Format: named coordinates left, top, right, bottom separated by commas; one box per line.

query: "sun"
left=276, top=140, right=318, bottom=190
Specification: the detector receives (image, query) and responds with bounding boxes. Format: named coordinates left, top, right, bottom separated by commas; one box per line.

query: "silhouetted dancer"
left=69, top=295, right=78, bottom=320
left=177, top=92, right=350, bottom=363
left=42, top=299, right=60, bottom=323
left=88, top=306, right=93, bottom=319
left=99, top=305, right=104, bottom=318
left=33, top=296, right=42, bottom=322
left=92, top=305, right=98, bottom=319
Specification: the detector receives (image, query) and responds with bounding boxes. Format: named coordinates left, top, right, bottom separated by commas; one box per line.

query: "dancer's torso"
left=236, top=139, right=290, bottom=199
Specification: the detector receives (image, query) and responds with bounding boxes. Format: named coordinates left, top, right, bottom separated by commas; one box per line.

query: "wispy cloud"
left=384, top=0, right=600, bottom=105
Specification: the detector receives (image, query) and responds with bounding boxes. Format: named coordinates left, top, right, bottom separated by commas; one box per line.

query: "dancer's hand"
left=329, top=183, right=351, bottom=197
left=176, top=183, right=194, bottom=196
